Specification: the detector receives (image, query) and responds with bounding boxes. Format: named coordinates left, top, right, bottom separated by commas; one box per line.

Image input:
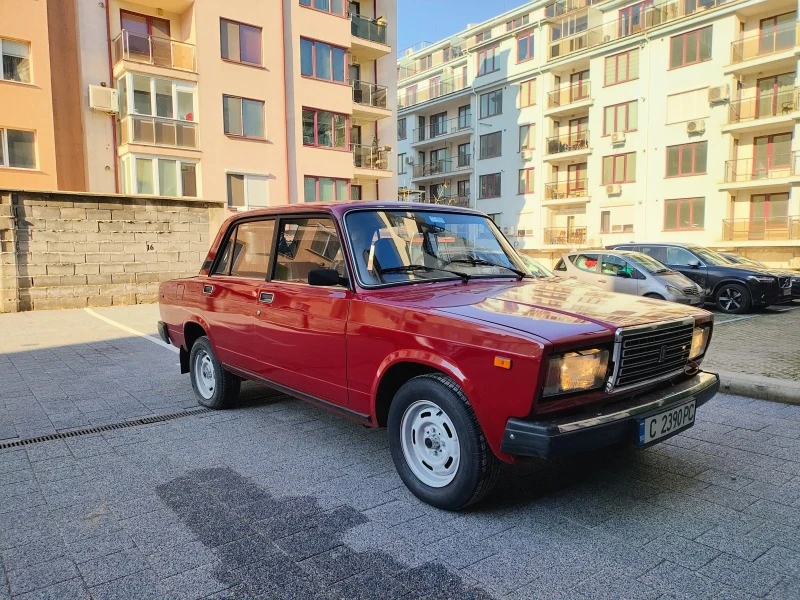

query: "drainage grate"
left=0, top=408, right=213, bottom=450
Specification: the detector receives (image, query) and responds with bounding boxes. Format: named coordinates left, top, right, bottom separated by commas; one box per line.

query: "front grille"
left=611, top=321, right=694, bottom=389
left=683, top=286, right=698, bottom=296
left=778, top=276, right=791, bottom=289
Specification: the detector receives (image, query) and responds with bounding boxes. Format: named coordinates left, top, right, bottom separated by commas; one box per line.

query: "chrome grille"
left=682, top=286, right=698, bottom=296
left=779, top=276, right=790, bottom=289
left=611, top=321, right=694, bottom=389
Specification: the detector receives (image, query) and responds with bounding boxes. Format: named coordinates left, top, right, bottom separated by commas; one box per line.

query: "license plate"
left=638, top=401, right=696, bottom=446
left=783, top=288, right=791, bottom=296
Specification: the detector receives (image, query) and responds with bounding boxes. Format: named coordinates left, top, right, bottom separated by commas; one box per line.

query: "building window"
left=0, top=38, right=31, bottom=83
left=602, top=152, right=636, bottom=184
left=477, top=46, right=498, bottom=76
left=223, top=95, right=265, bottom=139
left=669, top=26, right=712, bottom=69
left=666, top=88, right=710, bottom=124
left=398, top=118, right=407, bottom=140
left=517, top=33, right=534, bottom=62
left=479, top=131, right=502, bottom=159
left=226, top=173, right=268, bottom=209
left=457, top=143, right=470, bottom=167
left=666, top=141, right=707, bottom=177
left=121, top=73, right=196, bottom=120
left=618, top=1, right=653, bottom=37
left=303, top=176, right=349, bottom=202
left=518, top=168, right=534, bottom=194
left=475, top=30, right=492, bottom=43
left=605, top=49, right=639, bottom=87
left=120, top=155, right=197, bottom=197
left=664, top=197, right=705, bottom=231
left=302, top=108, right=348, bottom=148
left=479, top=173, right=501, bottom=198
left=299, top=0, right=346, bottom=16
left=300, top=38, right=347, bottom=82
left=506, top=15, right=530, bottom=31
left=0, top=128, right=35, bottom=169
left=519, top=78, right=536, bottom=107
left=603, top=100, right=638, bottom=135
left=397, top=153, right=406, bottom=174
left=519, top=124, right=534, bottom=151
left=220, top=18, right=262, bottom=66
left=457, top=105, right=471, bottom=129
left=479, top=89, right=502, bottom=118
left=600, top=210, right=611, bottom=233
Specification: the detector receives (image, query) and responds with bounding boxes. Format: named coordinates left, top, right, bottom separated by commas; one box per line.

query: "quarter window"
left=275, top=218, right=345, bottom=282
left=303, top=176, right=349, bottom=202
left=479, top=173, right=501, bottom=198
left=227, top=173, right=268, bottom=209
left=1, top=38, right=31, bottom=82
left=669, top=26, right=712, bottom=69
left=302, top=108, right=348, bottom=148
left=602, top=152, right=636, bottom=184
left=479, top=131, right=502, bottom=159
left=666, top=142, right=707, bottom=177
left=480, top=89, right=503, bottom=118
left=0, top=128, right=35, bottom=169
left=300, top=38, right=347, bottom=82
left=223, top=95, right=265, bottom=138
left=220, top=18, right=262, bottom=66
left=664, top=198, right=705, bottom=231
left=603, top=101, right=638, bottom=135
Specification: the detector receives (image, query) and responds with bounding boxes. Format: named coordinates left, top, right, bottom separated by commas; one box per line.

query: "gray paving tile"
left=7, top=556, right=79, bottom=595
left=88, top=569, right=166, bottom=600
left=643, top=535, right=720, bottom=570
left=13, top=578, right=90, bottom=600
left=699, top=554, right=784, bottom=597
left=755, top=546, right=800, bottom=579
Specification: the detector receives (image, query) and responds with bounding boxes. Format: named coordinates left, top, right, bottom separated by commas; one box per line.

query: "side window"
left=229, top=220, right=275, bottom=278
left=666, top=247, right=697, bottom=266
left=640, top=245, right=667, bottom=263
left=274, top=217, right=346, bottom=284
left=601, top=255, right=638, bottom=279
left=553, top=259, right=567, bottom=272
left=570, top=253, right=599, bottom=273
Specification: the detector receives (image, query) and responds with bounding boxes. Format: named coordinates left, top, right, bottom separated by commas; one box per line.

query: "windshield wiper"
left=446, top=258, right=527, bottom=281
left=377, top=264, right=471, bottom=283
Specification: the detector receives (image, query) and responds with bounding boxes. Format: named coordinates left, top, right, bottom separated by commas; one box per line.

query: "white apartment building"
left=395, top=0, right=800, bottom=268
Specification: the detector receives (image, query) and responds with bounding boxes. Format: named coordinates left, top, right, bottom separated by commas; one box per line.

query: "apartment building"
left=0, top=0, right=396, bottom=207
left=396, top=0, right=800, bottom=268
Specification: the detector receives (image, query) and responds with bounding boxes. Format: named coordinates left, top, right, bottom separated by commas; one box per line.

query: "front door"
left=567, top=163, right=587, bottom=195
left=568, top=117, right=588, bottom=146
left=350, top=64, right=362, bottom=101
left=665, top=246, right=707, bottom=289
left=750, top=193, right=789, bottom=239
left=753, top=133, right=792, bottom=178
left=121, top=10, right=170, bottom=62
left=759, top=12, right=796, bottom=54
left=599, top=254, right=640, bottom=295
left=756, top=73, right=794, bottom=118
left=253, top=216, right=350, bottom=406
left=569, top=70, right=589, bottom=102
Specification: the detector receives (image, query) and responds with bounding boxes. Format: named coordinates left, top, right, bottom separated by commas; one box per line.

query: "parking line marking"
left=83, top=308, right=179, bottom=353
left=715, top=315, right=757, bottom=326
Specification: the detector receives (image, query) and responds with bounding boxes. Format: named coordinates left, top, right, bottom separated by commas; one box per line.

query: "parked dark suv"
left=607, top=243, right=792, bottom=314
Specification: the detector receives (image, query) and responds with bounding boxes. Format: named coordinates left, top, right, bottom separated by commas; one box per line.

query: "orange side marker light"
left=494, top=357, right=512, bottom=370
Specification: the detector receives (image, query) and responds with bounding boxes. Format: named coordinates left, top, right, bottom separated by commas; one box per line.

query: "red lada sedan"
left=158, top=202, right=719, bottom=510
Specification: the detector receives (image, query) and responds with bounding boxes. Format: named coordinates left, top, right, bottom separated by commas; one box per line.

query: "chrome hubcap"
left=400, top=400, right=460, bottom=488
left=719, top=288, right=743, bottom=312
left=194, top=350, right=215, bottom=399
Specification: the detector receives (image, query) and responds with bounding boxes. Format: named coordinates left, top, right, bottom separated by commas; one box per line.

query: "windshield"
left=344, top=209, right=528, bottom=286
left=692, top=247, right=733, bottom=266
left=518, top=255, right=554, bottom=278
left=626, top=252, right=673, bottom=275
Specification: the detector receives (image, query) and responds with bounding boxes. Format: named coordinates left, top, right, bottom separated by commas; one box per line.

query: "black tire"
left=189, top=336, right=240, bottom=409
left=387, top=373, right=500, bottom=511
left=644, top=293, right=665, bottom=301
left=715, top=283, right=751, bottom=314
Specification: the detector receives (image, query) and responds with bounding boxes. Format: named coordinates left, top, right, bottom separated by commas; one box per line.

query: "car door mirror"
left=688, top=260, right=702, bottom=269
left=308, top=268, right=344, bottom=286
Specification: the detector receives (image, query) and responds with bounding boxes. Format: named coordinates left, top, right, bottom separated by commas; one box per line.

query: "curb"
left=717, top=371, right=800, bottom=405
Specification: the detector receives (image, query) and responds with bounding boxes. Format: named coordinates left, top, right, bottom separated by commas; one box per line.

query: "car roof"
left=612, top=242, right=702, bottom=248
left=565, top=249, right=642, bottom=256
left=224, top=201, right=485, bottom=221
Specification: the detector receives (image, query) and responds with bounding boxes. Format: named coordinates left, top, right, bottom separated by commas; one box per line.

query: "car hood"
left=655, top=271, right=699, bottom=289
left=391, top=278, right=710, bottom=343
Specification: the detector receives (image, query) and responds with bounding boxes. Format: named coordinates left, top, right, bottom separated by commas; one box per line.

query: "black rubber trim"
left=157, top=321, right=171, bottom=344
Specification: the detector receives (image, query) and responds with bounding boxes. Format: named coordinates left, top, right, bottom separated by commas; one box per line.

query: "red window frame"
left=405, top=85, right=418, bottom=106
left=663, top=197, right=705, bottom=231
left=518, top=168, right=534, bottom=194
left=517, top=33, right=534, bottom=63
left=519, top=124, right=534, bottom=151
left=669, top=26, right=712, bottom=69
left=506, top=15, right=529, bottom=31
left=753, top=133, right=792, bottom=171
left=303, top=175, right=350, bottom=202
left=665, top=141, right=707, bottom=177
left=120, top=9, right=171, bottom=36
left=220, top=18, right=263, bottom=67
left=617, top=1, right=653, bottom=37
left=602, top=152, right=636, bottom=184
left=603, top=101, right=637, bottom=136
left=477, top=45, right=499, bottom=76
left=605, top=49, right=637, bottom=86
left=300, top=37, right=349, bottom=84
left=475, top=30, right=492, bottom=44
left=519, top=78, right=536, bottom=107
left=479, top=131, right=502, bottom=159
left=298, top=0, right=348, bottom=18
left=302, top=107, right=350, bottom=150
left=479, top=173, right=501, bottom=198
left=222, top=94, right=266, bottom=140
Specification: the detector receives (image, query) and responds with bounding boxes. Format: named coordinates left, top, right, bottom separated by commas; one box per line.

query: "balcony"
left=350, top=13, right=390, bottom=59
left=725, top=88, right=800, bottom=133
left=729, top=23, right=799, bottom=72
left=412, top=116, right=472, bottom=145
left=544, top=131, right=590, bottom=161
left=417, top=194, right=471, bottom=208
left=544, top=179, right=589, bottom=200
left=543, top=226, right=587, bottom=245
left=722, top=217, right=800, bottom=241
left=351, top=80, right=390, bottom=120
left=352, top=143, right=392, bottom=178
left=546, top=81, right=592, bottom=115
left=721, top=151, right=800, bottom=189
left=545, top=0, right=593, bottom=19
left=118, top=115, right=198, bottom=150
left=398, top=75, right=469, bottom=110
left=398, top=45, right=466, bottom=81
left=412, top=155, right=472, bottom=181
left=112, top=30, right=196, bottom=73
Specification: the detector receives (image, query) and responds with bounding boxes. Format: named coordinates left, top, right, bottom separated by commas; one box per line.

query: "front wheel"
left=644, top=293, right=665, bottom=301
left=388, top=374, right=500, bottom=511
left=715, top=283, right=751, bottom=314
left=189, top=336, right=240, bottom=409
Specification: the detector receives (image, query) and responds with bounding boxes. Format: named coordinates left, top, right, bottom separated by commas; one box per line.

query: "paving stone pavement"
left=1, top=305, right=800, bottom=599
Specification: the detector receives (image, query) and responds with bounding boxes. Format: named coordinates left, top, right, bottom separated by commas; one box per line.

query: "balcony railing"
left=728, top=89, right=800, bottom=123
left=722, top=216, right=800, bottom=241
left=398, top=75, right=470, bottom=109
left=350, top=13, right=387, bottom=45
left=112, top=30, right=196, bottom=72
left=723, top=152, right=800, bottom=183
left=118, top=115, right=198, bottom=149
left=545, top=131, right=590, bottom=155
left=731, top=23, right=799, bottom=64
left=351, top=80, right=388, bottom=109
left=545, top=0, right=595, bottom=19
left=547, top=0, right=730, bottom=61
left=412, top=115, right=472, bottom=143
left=398, top=45, right=466, bottom=80
left=545, top=178, right=589, bottom=199
left=352, top=144, right=389, bottom=170
left=543, top=226, right=587, bottom=245
left=418, top=194, right=471, bottom=208
left=412, top=155, right=471, bottom=178
left=547, top=81, right=591, bottom=108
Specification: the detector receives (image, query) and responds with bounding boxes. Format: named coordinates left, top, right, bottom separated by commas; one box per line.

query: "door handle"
left=259, top=292, right=274, bottom=304
left=203, top=285, right=214, bottom=295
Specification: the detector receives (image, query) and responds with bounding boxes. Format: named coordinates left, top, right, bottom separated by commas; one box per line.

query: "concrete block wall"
left=0, top=191, right=225, bottom=312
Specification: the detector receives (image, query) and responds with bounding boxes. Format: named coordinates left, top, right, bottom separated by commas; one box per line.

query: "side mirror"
left=688, top=260, right=702, bottom=269
left=308, top=268, right=343, bottom=286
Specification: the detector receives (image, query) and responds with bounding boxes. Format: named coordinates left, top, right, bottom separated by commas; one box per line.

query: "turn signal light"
left=494, top=356, right=512, bottom=370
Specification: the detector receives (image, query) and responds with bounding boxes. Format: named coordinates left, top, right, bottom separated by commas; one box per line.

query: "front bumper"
left=500, top=371, right=720, bottom=458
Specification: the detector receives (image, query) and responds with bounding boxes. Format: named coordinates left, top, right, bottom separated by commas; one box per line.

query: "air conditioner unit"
left=88, top=85, right=118, bottom=114
left=517, top=229, right=528, bottom=237
left=521, top=149, right=534, bottom=160
left=611, top=131, right=626, bottom=145
left=686, top=119, right=705, bottom=134
left=606, top=184, right=621, bottom=196
left=502, top=226, right=516, bottom=236
left=708, top=85, right=730, bottom=104
left=405, top=156, right=415, bottom=165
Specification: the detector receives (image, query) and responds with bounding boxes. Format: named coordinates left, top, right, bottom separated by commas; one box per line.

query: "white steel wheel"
left=193, top=349, right=216, bottom=400
left=400, top=400, right=461, bottom=488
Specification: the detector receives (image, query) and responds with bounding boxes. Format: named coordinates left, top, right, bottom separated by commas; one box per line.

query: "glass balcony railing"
left=545, top=131, right=590, bottom=155
left=112, top=30, right=196, bottom=72
left=412, top=155, right=472, bottom=178
left=543, top=226, right=587, bottom=245
left=722, top=216, right=800, bottom=241
left=547, top=81, right=591, bottom=109
left=118, top=115, right=198, bottom=149
left=350, top=13, right=387, bottom=45
left=728, top=89, right=799, bottom=123
left=352, top=143, right=389, bottom=170
left=412, top=115, right=472, bottom=143
left=351, top=80, right=388, bottom=109
left=417, top=194, right=471, bottom=208
left=397, top=45, right=465, bottom=81
left=731, top=23, right=799, bottom=64
left=545, top=178, right=589, bottom=199
left=398, top=75, right=470, bottom=109
left=723, top=152, right=800, bottom=183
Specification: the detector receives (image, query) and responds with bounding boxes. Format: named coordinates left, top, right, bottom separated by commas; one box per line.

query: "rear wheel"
left=715, top=283, right=751, bottom=314
left=388, top=374, right=500, bottom=511
left=189, top=336, right=240, bottom=409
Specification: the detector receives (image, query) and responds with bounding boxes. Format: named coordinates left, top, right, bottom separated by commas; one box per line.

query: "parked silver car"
left=553, top=250, right=705, bottom=305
